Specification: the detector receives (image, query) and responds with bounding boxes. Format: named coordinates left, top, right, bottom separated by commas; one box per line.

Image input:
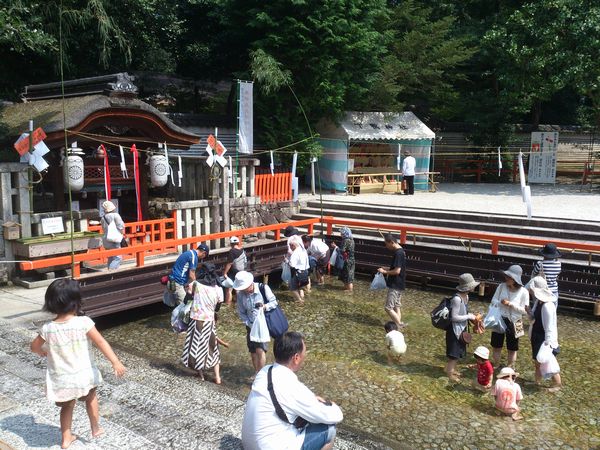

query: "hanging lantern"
left=63, top=145, right=84, bottom=192
left=150, top=155, right=169, bottom=187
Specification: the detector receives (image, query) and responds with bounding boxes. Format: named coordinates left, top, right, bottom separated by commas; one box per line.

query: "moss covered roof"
left=0, top=94, right=198, bottom=139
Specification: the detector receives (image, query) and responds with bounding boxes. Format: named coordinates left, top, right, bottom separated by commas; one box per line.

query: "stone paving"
left=0, top=317, right=376, bottom=449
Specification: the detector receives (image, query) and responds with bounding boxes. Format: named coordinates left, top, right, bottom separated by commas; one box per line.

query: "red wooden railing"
left=255, top=170, right=292, bottom=203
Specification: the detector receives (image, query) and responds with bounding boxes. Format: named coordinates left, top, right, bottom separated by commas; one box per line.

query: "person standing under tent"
left=402, top=150, right=416, bottom=195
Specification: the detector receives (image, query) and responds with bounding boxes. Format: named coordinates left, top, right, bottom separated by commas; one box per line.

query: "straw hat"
left=502, top=265, right=523, bottom=286
left=527, top=276, right=556, bottom=303
left=456, top=273, right=480, bottom=292
left=102, top=200, right=116, bottom=213
left=233, top=271, right=254, bottom=291
left=539, top=243, right=561, bottom=259
left=497, top=367, right=519, bottom=379
left=473, top=346, right=490, bottom=360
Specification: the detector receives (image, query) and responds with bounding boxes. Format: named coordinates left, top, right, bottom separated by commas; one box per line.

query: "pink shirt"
left=492, top=379, right=522, bottom=413
left=189, top=282, right=223, bottom=322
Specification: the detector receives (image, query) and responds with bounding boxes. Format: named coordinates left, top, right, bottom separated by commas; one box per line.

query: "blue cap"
left=197, top=243, right=210, bottom=255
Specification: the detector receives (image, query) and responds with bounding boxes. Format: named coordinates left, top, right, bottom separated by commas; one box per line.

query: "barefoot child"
left=384, top=321, right=406, bottom=364
left=30, top=279, right=126, bottom=448
left=471, top=346, right=493, bottom=391
left=492, top=367, right=523, bottom=420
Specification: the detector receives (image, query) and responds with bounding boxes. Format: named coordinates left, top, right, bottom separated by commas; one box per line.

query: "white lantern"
left=63, top=146, right=85, bottom=192
left=150, top=155, right=169, bottom=187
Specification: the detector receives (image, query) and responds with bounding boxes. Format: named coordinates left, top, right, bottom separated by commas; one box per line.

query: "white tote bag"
left=106, top=221, right=123, bottom=244
left=249, top=308, right=271, bottom=343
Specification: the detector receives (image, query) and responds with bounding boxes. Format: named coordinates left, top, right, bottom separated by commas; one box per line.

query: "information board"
left=528, top=131, right=558, bottom=183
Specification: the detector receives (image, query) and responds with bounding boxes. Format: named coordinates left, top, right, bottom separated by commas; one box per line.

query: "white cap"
left=230, top=236, right=240, bottom=244
left=473, top=346, right=489, bottom=360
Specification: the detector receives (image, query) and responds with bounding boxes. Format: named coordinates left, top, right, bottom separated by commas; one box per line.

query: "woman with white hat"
left=233, top=271, right=280, bottom=373
left=526, top=276, right=562, bottom=391
left=445, top=273, right=480, bottom=382
left=100, top=201, right=125, bottom=270
left=489, top=265, right=530, bottom=368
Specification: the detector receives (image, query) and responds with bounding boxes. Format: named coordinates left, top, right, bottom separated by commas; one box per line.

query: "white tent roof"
left=341, top=111, right=435, bottom=141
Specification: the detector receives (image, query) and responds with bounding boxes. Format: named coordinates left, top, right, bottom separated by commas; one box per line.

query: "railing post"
left=274, top=229, right=281, bottom=241
left=400, top=229, right=407, bottom=245
left=326, top=220, right=333, bottom=236
left=308, top=223, right=314, bottom=235
left=491, top=240, right=499, bottom=255
left=73, top=263, right=81, bottom=278
left=136, top=249, right=145, bottom=267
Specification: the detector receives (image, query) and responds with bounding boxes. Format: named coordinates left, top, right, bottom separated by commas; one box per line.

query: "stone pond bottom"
left=98, top=277, right=600, bottom=449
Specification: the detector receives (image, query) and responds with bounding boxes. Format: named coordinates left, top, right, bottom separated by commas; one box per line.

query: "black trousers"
left=404, top=176, right=414, bottom=195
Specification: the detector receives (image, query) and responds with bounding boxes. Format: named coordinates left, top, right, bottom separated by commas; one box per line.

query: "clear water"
left=99, top=277, right=600, bottom=449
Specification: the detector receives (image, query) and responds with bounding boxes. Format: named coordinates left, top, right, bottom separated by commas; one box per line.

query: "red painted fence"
left=255, top=170, right=292, bottom=203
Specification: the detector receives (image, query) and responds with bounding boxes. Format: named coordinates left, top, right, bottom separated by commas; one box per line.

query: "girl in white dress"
left=30, top=279, right=126, bottom=449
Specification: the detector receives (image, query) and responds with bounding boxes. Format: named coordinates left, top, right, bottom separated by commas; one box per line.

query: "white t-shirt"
left=402, top=156, right=416, bottom=176
left=289, top=246, right=309, bottom=271
left=385, top=330, right=407, bottom=355
left=307, top=238, right=329, bottom=260
left=492, top=379, right=522, bottom=413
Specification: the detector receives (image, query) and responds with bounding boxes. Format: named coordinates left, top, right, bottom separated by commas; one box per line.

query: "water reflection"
left=98, top=277, right=600, bottom=449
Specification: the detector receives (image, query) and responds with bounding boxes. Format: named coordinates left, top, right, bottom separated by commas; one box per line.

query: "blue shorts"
left=301, top=423, right=336, bottom=450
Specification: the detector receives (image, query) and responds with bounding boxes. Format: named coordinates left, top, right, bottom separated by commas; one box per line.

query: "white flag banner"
left=497, top=146, right=502, bottom=176
left=177, top=155, right=183, bottom=187
left=523, top=186, right=532, bottom=218
left=119, top=145, right=128, bottom=178
left=238, top=81, right=254, bottom=154
left=291, top=151, right=298, bottom=178
left=270, top=151, right=275, bottom=176
left=228, top=156, right=233, bottom=184
left=518, top=151, right=526, bottom=190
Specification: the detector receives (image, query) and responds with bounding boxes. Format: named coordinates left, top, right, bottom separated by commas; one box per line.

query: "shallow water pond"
left=99, top=277, right=600, bottom=449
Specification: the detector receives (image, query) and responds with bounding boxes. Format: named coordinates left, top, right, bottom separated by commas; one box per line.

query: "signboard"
left=14, top=128, right=47, bottom=156
left=238, top=81, right=254, bottom=154
left=41, top=217, right=65, bottom=235
left=528, top=132, right=558, bottom=184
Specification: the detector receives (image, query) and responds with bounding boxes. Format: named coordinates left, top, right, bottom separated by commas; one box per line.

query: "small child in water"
left=30, top=279, right=126, bottom=448
left=384, top=321, right=406, bottom=364
left=470, top=346, right=493, bottom=391
left=492, top=367, right=523, bottom=420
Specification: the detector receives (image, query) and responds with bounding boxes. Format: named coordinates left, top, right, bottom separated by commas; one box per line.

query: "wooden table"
left=347, top=172, right=440, bottom=195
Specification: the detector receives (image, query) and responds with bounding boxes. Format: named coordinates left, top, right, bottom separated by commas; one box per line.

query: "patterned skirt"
left=181, top=320, right=220, bottom=371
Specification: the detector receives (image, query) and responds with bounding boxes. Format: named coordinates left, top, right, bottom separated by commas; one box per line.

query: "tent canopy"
left=340, top=111, right=435, bottom=141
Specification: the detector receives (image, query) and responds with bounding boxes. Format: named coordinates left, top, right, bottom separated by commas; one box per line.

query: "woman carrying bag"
left=489, top=265, right=530, bottom=369
left=526, top=276, right=562, bottom=391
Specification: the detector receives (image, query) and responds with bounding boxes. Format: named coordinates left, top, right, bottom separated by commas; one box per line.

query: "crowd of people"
left=29, top=224, right=563, bottom=449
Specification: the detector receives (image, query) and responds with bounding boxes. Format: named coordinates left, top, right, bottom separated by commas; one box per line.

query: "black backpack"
left=431, top=297, right=453, bottom=330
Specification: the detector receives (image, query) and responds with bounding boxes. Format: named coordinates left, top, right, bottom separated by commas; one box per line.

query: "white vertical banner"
left=518, top=151, right=526, bottom=191
left=270, top=151, right=274, bottom=176
left=528, top=131, right=558, bottom=184
left=238, top=81, right=254, bottom=154
left=497, top=146, right=502, bottom=176
left=291, top=151, right=298, bottom=199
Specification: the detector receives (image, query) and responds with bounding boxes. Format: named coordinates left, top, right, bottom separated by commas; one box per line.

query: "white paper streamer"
left=397, top=144, right=402, bottom=171
left=497, top=146, right=502, bottom=176
left=177, top=155, right=183, bottom=187
left=518, top=151, right=526, bottom=193
left=205, top=144, right=214, bottom=167
left=524, top=186, right=532, bottom=218
left=228, top=156, right=233, bottom=184
left=270, top=151, right=274, bottom=176
left=291, top=151, right=298, bottom=178
left=119, top=145, right=128, bottom=178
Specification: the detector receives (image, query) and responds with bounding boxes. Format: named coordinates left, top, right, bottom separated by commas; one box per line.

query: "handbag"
left=295, top=269, right=310, bottom=287
left=106, top=220, right=123, bottom=244
left=459, top=330, right=472, bottom=344
left=512, top=318, right=525, bottom=338
left=258, top=283, right=289, bottom=338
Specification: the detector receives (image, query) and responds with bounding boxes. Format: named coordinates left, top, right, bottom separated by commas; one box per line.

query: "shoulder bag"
left=259, top=283, right=289, bottom=338
left=267, top=366, right=308, bottom=429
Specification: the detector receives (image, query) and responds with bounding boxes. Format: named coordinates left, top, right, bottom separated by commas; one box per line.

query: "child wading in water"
left=492, top=367, right=523, bottom=420
left=30, top=279, right=126, bottom=448
left=470, top=346, right=493, bottom=391
left=384, top=321, right=407, bottom=364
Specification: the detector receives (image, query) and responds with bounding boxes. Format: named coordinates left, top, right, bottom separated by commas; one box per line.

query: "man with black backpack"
left=242, top=332, right=343, bottom=450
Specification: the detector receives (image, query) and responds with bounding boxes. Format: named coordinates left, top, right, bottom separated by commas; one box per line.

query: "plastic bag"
left=537, top=344, right=560, bottom=379
left=163, top=289, right=178, bottom=307
left=106, top=221, right=123, bottom=244
left=249, top=308, right=271, bottom=343
left=171, top=301, right=192, bottom=333
left=220, top=276, right=234, bottom=289
left=281, top=262, right=292, bottom=283
left=329, top=248, right=339, bottom=266
left=483, top=304, right=506, bottom=334
left=370, top=272, right=387, bottom=290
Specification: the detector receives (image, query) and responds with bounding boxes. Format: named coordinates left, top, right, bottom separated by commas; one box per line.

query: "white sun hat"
left=233, top=271, right=254, bottom=291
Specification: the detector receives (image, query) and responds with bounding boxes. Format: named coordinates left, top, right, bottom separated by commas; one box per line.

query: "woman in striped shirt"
left=531, top=243, right=561, bottom=305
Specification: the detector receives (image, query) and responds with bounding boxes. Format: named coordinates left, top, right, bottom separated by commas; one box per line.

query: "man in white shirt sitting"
left=401, top=151, right=416, bottom=195
left=242, top=332, right=343, bottom=450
